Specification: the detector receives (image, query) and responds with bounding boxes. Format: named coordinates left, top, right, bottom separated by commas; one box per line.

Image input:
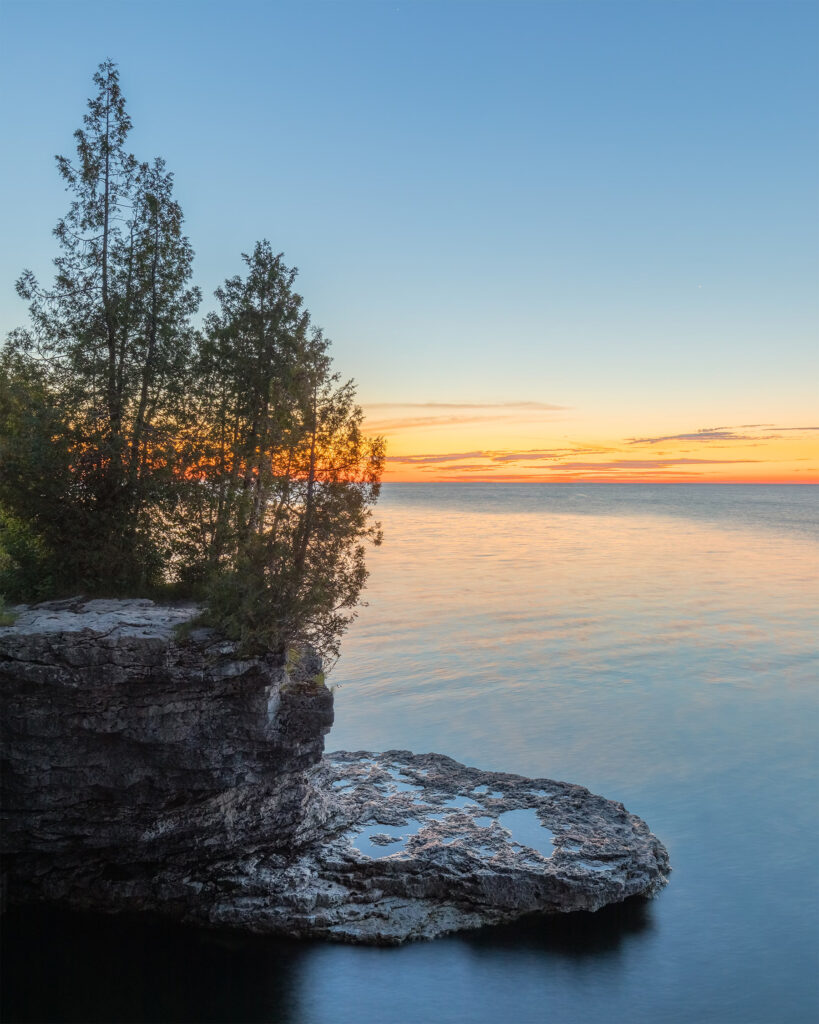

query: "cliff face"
left=0, top=599, right=670, bottom=944
left=0, top=599, right=334, bottom=903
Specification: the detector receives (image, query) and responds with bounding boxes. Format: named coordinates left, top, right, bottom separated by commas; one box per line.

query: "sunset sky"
left=1, top=0, right=816, bottom=482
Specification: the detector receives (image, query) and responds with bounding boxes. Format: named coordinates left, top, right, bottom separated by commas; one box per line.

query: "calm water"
left=3, top=484, right=818, bottom=1023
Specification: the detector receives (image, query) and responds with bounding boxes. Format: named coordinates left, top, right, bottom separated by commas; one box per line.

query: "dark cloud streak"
left=386, top=451, right=485, bottom=465
left=387, top=446, right=613, bottom=466
left=364, top=401, right=568, bottom=411
left=629, top=428, right=777, bottom=445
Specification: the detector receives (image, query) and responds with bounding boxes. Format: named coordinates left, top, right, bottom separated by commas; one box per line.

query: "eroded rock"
left=199, top=750, right=670, bottom=943
left=0, top=599, right=670, bottom=944
left=1, top=598, right=334, bottom=883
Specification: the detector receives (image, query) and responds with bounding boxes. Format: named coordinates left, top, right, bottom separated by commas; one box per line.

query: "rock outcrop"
left=0, top=599, right=670, bottom=943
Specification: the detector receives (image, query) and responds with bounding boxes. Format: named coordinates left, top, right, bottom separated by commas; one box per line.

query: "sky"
left=1, top=0, right=816, bottom=482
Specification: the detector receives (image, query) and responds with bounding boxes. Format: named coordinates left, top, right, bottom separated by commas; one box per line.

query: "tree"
left=2, top=64, right=383, bottom=664
left=178, top=242, right=384, bottom=658
left=3, top=61, right=199, bottom=593
left=0, top=350, right=75, bottom=598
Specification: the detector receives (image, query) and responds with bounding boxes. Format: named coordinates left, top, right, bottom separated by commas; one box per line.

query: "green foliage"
left=0, top=508, right=55, bottom=602
left=0, top=596, right=17, bottom=627
left=1, top=62, right=384, bottom=661
left=177, top=242, right=384, bottom=659
left=5, top=61, right=199, bottom=594
left=171, top=617, right=197, bottom=645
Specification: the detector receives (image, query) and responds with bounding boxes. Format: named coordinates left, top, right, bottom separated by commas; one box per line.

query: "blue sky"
left=1, top=0, right=817, bottom=478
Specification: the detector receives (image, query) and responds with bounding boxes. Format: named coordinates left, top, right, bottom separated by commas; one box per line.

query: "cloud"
left=386, top=450, right=760, bottom=476
left=629, top=424, right=819, bottom=445
left=488, top=451, right=568, bottom=463
left=489, top=447, right=615, bottom=463
left=366, top=414, right=522, bottom=432
left=628, top=427, right=775, bottom=445
left=429, top=469, right=719, bottom=481
left=363, top=400, right=569, bottom=433
left=363, top=401, right=568, bottom=411
left=544, top=458, right=760, bottom=471
left=418, top=463, right=493, bottom=473
left=386, top=446, right=615, bottom=467
left=386, top=451, right=485, bottom=465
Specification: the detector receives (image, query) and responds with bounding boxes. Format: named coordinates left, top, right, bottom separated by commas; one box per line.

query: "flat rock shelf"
left=246, top=750, right=671, bottom=944
left=0, top=599, right=670, bottom=945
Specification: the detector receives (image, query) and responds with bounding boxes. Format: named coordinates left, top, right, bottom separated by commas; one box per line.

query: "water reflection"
left=3, top=486, right=817, bottom=1024
left=330, top=485, right=819, bottom=797
left=1, top=899, right=656, bottom=1024
left=460, top=896, right=654, bottom=956
left=1, top=906, right=309, bottom=1024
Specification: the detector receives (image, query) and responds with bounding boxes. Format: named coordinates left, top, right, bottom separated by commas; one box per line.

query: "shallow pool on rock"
left=350, top=818, right=428, bottom=858
left=497, top=807, right=555, bottom=858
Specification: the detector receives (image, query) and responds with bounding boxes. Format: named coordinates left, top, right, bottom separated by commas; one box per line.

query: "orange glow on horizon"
left=362, top=406, right=819, bottom=484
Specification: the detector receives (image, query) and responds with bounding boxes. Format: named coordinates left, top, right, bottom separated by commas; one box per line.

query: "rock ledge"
left=1, top=599, right=670, bottom=944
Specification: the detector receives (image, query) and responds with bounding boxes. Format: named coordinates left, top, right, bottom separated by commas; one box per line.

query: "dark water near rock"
left=3, top=484, right=818, bottom=1023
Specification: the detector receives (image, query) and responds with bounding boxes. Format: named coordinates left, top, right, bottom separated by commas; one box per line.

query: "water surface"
left=3, top=484, right=818, bottom=1024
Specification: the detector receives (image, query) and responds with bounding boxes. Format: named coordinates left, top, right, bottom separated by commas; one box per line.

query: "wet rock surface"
left=1, top=600, right=670, bottom=944
left=217, top=750, right=670, bottom=943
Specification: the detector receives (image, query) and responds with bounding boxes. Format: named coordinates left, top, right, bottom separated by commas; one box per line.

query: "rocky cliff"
left=0, top=599, right=334, bottom=902
left=0, top=599, right=670, bottom=943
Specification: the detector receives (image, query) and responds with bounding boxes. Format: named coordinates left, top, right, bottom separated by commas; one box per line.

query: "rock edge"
left=1, top=599, right=670, bottom=944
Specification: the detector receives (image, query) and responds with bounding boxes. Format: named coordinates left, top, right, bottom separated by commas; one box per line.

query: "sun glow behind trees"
left=0, top=62, right=383, bottom=658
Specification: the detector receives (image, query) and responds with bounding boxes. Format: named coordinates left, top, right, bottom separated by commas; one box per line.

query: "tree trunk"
left=129, top=203, right=160, bottom=487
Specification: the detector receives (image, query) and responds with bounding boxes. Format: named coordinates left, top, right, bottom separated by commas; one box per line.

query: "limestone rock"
left=1, top=598, right=334, bottom=875
left=198, top=750, right=670, bottom=943
left=0, top=599, right=670, bottom=944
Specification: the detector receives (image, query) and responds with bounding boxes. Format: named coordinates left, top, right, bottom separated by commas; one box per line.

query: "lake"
left=3, top=484, right=818, bottom=1023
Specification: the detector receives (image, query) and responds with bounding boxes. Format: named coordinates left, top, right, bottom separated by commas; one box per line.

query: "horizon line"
left=377, top=479, right=819, bottom=485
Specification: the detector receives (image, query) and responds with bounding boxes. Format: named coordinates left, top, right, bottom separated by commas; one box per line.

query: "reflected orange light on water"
left=331, top=485, right=819, bottom=781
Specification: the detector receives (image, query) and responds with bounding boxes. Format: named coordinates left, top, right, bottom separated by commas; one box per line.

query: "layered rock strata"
left=0, top=599, right=669, bottom=944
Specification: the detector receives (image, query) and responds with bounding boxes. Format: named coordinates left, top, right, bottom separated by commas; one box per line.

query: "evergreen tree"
left=2, top=61, right=199, bottom=592
left=1, top=63, right=383, bottom=663
left=179, top=242, right=384, bottom=658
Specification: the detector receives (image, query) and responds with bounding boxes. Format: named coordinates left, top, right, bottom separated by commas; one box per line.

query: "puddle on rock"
left=351, top=818, right=427, bottom=858
left=497, top=808, right=555, bottom=858
left=440, top=795, right=480, bottom=812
